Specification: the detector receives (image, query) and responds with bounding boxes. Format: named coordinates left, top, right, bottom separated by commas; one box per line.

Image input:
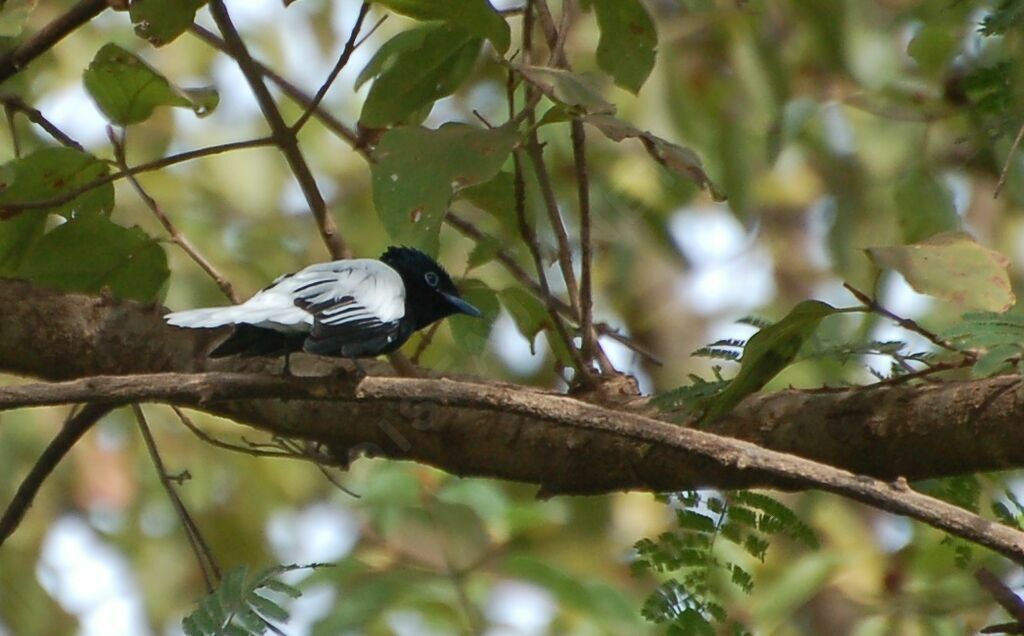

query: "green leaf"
left=83, top=43, right=218, bottom=125
left=247, top=592, right=289, bottom=623
left=370, top=0, right=510, bottom=52
left=867, top=232, right=1015, bottom=312
left=15, top=215, right=169, bottom=302
left=701, top=301, right=837, bottom=422
left=0, top=0, right=35, bottom=37
left=129, top=0, right=207, bottom=46
left=894, top=167, right=959, bottom=243
left=499, top=286, right=549, bottom=353
left=466, top=235, right=502, bottom=269
left=0, top=147, right=114, bottom=218
left=592, top=0, right=657, bottom=94
left=355, top=25, right=431, bottom=90
left=515, top=65, right=616, bottom=114
left=180, top=615, right=203, bottom=636
left=458, top=170, right=518, bottom=236
left=585, top=114, right=725, bottom=200
left=448, top=278, right=499, bottom=354
left=371, top=123, right=519, bottom=254
left=942, top=311, right=1024, bottom=348
left=359, top=24, right=481, bottom=128
left=261, top=579, right=302, bottom=600
left=971, top=343, right=1020, bottom=377
left=0, top=212, right=45, bottom=275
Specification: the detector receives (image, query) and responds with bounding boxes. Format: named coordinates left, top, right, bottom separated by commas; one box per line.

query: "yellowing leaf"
left=867, top=232, right=1015, bottom=312
left=515, top=65, right=615, bottom=115
left=585, top=114, right=725, bottom=200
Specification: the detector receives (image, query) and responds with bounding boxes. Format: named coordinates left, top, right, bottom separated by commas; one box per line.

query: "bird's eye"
left=424, top=272, right=439, bottom=287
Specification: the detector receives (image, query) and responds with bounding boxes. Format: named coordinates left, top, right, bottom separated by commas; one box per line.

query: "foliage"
left=633, top=490, right=817, bottom=634
left=182, top=564, right=317, bottom=636
left=4, top=0, right=1024, bottom=634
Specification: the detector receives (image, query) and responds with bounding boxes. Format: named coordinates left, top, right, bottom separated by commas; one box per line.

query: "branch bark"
left=6, top=280, right=1024, bottom=561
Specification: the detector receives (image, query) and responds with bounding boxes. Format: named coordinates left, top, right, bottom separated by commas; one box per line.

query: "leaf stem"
left=109, top=128, right=239, bottom=303
left=133, top=405, right=221, bottom=593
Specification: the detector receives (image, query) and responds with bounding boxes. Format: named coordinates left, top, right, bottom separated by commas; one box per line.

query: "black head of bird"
left=380, top=246, right=482, bottom=331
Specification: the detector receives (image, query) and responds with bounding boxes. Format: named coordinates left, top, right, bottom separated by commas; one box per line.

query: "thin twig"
left=172, top=407, right=357, bottom=497
left=109, top=128, right=239, bottom=303
left=6, top=372, right=1024, bottom=563
left=520, top=3, right=580, bottom=316
left=547, top=0, right=573, bottom=66
left=208, top=0, right=350, bottom=259
left=843, top=283, right=966, bottom=355
left=174, top=407, right=295, bottom=458
left=291, top=2, right=371, bottom=133
left=0, top=136, right=275, bottom=215
left=0, top=0, right=108, bottom=83
left=194, top=9, right=624, bottom=374
left=189, top=25, right=366, bottom=155
left=570, top=119, right=612, bottom=374
left=532, top=0, right=559, bottom=57
left=508, top=8, right=587, bottom=377
left=0, top=404, right=113, bottom=547
left=410, top=322, right=443, bottom=364
left=996, top=120, right=1024, bottom=199
left=133, top=405, right=221, bottom=592
left=976, top=567, right=1024, bottom=623
left=523, top=137, right=581, bottom=315
left=1, top=95, right=84, bottom=151
left=4, top=104, right=19, bottom=157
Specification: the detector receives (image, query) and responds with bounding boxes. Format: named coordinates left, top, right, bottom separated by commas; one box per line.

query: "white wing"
left=165, top=259, right=405, bottom=333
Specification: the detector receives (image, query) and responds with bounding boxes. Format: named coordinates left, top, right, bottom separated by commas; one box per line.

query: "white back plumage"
left=165, top=259, right=405, bottom=332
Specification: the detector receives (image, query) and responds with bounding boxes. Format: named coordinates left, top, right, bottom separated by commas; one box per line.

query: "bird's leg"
left=282, top=351, right=293, bottom=376
left=350, top=357, right=367, bottom=379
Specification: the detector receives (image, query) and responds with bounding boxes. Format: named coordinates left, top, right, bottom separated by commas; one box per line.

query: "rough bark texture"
left=5, top=278, right=1024, bottom=490
left=6, top=279, right=1024, bottom=561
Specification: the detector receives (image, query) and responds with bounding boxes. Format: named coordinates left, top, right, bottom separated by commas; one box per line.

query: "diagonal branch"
left=110, top=128, right=239, bottom=303
left=291, top=2, right=372, bottom=133
left=0, top=95, right=85, bottom=151
left=0, top=403, right=113, bottom=547
left=207, top=0, right=350, bottom=259
left=133, top=405, right=221, bottom=592
left=4, top=370, right=1024, bottom=563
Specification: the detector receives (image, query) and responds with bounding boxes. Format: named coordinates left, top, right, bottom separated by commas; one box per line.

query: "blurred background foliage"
left=3, top=0, right=1024, bottom=634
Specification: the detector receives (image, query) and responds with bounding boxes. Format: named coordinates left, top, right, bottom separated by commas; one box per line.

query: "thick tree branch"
left=7, top=280, right=1024, bottom=561
left=4, top=370, right=1024, bottom=563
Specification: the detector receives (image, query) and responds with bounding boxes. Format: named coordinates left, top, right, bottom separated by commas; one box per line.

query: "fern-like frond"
left=182, top=564, right=325, bottom=636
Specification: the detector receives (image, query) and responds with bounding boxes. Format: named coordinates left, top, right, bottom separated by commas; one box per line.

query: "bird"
left=164, top=246, right=482, bottom=373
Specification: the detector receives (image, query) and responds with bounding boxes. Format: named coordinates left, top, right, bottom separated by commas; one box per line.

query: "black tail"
left=209, top=324, right=306, bottom=358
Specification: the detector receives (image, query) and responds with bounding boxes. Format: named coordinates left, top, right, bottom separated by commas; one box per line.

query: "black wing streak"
left=295, top=294, right=403, bottom=357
